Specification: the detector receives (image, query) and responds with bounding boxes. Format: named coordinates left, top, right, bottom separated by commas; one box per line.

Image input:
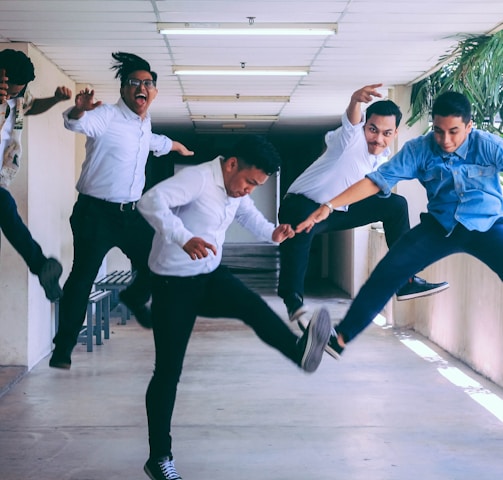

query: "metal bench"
left=94, top=270, right=134, bottom=325
left=54, top=289, right=112, bottom=352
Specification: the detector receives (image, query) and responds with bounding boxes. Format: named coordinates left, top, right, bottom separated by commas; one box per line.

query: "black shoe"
left=144, top=456, right=182, bottom=480
left=396, top=276, right=449, bottom=301
left=298, top=318, right=344, bottom=360
left=284, top=292, right=308, bottom=322
left=296, top=307, right=331, bottom=373
left=49, top=346, right=72, bottom=370
left=38, top=258, right=63, bottom=302
left=119, top=290, right=152, bottom=329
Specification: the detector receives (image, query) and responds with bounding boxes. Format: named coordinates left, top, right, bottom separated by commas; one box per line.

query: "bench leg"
left=103, top=296, right=110, bottom=340
left=86, top=303, right=93, bottom=352
left=95, top=301, right=103, bottom=346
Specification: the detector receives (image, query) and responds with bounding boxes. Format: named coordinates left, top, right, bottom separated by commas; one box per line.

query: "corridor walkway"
left=1, top=292, right=502, bottom=480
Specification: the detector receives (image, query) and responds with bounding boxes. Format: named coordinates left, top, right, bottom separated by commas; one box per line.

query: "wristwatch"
left=322, top=202, right=334, bottom=214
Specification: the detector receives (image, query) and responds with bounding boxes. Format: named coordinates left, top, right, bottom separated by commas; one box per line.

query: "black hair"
left=229, top=135, right=281, bottom=176
left=432, top=91, right=472, bottom=124
left=365, top=100, right=402, bottom=128
left=0, top=49, right=35, bottom=85
left=110, top=52, right=158, bottom=85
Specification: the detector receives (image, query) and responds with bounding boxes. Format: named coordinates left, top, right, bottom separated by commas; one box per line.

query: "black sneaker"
left=119, top=290, right=152, bottom=329
left=325, top=327, right=344, bottom=359
left=284, top=292, right=308, bottom=321
left=296, top=307, right=331, bottom=373
left=396, top=276, right=449, bottom=301
left=298, top=318, right=344, bottom=360
left=38, top=257, right=63, bottom=302
left=49, top=345, right=72, bottom=370
left=144, top=456, right=182, bottom=480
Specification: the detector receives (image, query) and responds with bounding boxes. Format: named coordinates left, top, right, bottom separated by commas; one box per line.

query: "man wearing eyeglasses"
left=50, top=52, right=193, bottom=370
left=0, top=48, right=72, bottom=301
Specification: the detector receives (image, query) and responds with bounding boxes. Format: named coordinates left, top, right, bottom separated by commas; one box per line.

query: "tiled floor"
left=1, top=244, right=503, bottom=479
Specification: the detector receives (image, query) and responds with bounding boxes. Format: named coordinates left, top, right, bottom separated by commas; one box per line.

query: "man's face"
left=120, top=69, right=157, bottom=118
left=363, top=114, right=398, bottom=156
left=432, top=115, right=472, bottom=153
left=222, top=157, right=269, bottom=198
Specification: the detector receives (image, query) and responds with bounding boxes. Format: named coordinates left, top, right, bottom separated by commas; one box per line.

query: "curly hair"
left=110, top=52, right=157, bottom=85
left=229, top=135, right=282, bottom=176
left=0, top=49, right=35, bottom=85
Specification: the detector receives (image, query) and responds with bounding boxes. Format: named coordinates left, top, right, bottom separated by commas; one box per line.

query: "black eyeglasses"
left=125, top=78, right=156, bottom=89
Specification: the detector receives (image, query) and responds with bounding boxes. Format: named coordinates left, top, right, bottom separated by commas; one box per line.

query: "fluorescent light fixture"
left=222, top=124, right=247, bottom=129
left=158, top=22, right=337, bottom=36
left=191, top=115, right=279, bottom=122
left=183, top=95, right=290, bottom=102
left=174, top=66, right=308, bottom=76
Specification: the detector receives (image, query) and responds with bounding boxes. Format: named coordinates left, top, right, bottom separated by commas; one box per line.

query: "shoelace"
left=159, top=458, right=182, bottom=480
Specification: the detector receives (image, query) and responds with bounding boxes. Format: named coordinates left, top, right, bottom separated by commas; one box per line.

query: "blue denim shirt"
left=367, top=128, right=503, bottom=235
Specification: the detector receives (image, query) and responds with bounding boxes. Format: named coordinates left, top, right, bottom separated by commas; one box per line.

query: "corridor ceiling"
left=1, top=0, right=502, bottom=133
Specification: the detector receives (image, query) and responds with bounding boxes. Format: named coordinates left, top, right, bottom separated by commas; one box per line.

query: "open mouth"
left=135, top=93, right=147, bottom=104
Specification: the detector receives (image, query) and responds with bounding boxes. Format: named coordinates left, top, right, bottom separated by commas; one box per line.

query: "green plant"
left=408, top=30, right=503, bottom=184
left=408, top=30, right=503, bottom=136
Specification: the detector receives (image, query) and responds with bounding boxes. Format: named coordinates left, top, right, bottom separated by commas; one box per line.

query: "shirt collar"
left=431, top=130, right=470, bottom=160
left=211, top=156, right=227, bottom=193
left=452, top=133, right=470, bottom=160
left=116, top=97, right=150, bottom=122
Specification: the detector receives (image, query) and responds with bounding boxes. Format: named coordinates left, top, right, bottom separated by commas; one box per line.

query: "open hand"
left=295, top=206, right=330, bottom=234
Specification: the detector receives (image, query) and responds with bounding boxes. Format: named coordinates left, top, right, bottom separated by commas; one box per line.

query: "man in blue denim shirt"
left=296, top=91, right=503, bottom=356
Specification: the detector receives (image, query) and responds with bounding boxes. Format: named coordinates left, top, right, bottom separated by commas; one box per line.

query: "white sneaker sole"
left=301, top=307, right=331, bottom=373
left=396, top=282, right=450, bottom=301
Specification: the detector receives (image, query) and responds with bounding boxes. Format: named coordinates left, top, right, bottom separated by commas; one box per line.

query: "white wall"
left=0, top=44, right=75, bottom=368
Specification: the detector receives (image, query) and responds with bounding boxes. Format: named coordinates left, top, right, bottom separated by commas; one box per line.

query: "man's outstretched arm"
left=296, top=177, right=380, bottom=233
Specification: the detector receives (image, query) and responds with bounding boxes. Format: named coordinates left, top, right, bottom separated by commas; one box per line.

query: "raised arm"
left=346, top=83, right=383, bottom=125
left=67, top=88, right=103, bottom=120
left=26, top=86, right=72, bottom=115
left=296, top=177, right=380, bottom=233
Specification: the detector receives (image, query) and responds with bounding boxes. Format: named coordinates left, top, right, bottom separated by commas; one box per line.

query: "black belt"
left=79, top=194, right=138, bottom=212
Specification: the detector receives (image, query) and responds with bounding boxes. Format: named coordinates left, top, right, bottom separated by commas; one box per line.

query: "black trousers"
left=0, top=186, right=46, bottom=274
left=53, top=194, right=154, bottom=350
left=277, top=192, right=410, bottom=301
left=146, top=265, right=300, bottom=459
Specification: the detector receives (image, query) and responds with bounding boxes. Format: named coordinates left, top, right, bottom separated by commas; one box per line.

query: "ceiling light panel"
left=182, top=95, right=290, bottom=102
left=173, top=66, right=309, bottom=76
left=158, top=22, right=337, bottom=36
left=190, top=115, right=279, bottom=121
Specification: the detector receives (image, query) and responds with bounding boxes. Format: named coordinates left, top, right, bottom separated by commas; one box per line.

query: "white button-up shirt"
left=63, top=98, right=173, bottom=203
left=287, top=111, right=390, bottom=211
left=138, top=157, right=276, bottom=276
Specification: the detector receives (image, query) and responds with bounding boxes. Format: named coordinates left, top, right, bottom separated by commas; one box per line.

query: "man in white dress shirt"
left=137, top=135, right=332, bottom=480
left=49, top=52, right=193, bottom=369
left=278, top=84, right=449, bottom=355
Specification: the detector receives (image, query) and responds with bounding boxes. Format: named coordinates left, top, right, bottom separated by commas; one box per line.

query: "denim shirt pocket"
left=464, top=164, right=497, bottom=190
